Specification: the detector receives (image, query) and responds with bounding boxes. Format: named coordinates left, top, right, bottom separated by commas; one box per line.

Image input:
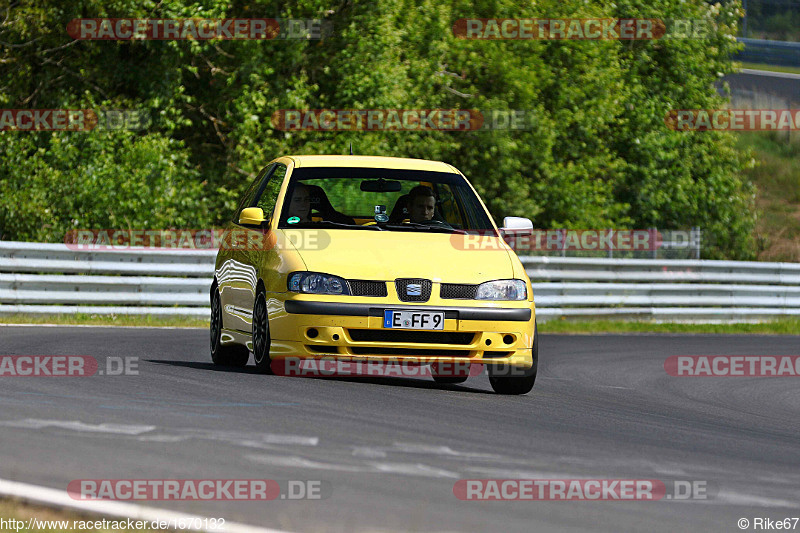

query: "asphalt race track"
left=1, top=326, right=799, bottom=532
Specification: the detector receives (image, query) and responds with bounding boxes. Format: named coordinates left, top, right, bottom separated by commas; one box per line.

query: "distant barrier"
left=1, top=241, right=799, bottom=322
left=521, top=256, right=800, bottom=321
left=0, top=242, right=213, bottom=317
left=735, top=38, right=800, bottom=67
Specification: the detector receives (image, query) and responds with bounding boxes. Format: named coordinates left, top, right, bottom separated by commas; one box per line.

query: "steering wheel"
left=422, top=219, right=451, bottom=227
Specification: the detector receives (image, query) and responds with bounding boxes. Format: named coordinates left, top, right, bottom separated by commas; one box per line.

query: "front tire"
left=488, top=321, right=538, bottom=395
left=210, top=287, right=250, bottom=367
left=252, top=291, right=273, bottom=374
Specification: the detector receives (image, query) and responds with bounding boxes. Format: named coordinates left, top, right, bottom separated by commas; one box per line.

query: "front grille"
left=440, top=283, right=478, bottom=299
left=350, top=347, right=471, bottom=356
left=348, top=329, right=475, bottom=345
left=395, top=278, right=432, bottom=302
left=348, top=279, right=388, bottom=297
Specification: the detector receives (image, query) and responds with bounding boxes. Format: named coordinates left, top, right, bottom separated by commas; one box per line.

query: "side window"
left=434, top=183, right=465, bottom=227
left=254, top=163, right=287, bottom=219
left=234, top=164, right=274, bottom=223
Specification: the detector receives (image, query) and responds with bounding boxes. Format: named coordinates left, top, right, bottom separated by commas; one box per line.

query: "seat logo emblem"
left=406, top=284, right=422, bottom=296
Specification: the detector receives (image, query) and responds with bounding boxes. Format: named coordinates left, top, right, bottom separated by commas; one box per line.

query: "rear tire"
left=489, top=321, right=538, bottom=395
left=210, top=287, right=250, bottom=367
left=252, top=290, right=273, bottom=374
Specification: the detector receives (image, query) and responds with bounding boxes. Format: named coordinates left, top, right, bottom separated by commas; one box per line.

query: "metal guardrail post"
left=692, top=226, right=701, bottom=259
left=650, top=227, right=657, bottom=259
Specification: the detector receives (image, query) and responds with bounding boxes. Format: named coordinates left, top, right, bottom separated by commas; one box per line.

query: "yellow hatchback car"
left=210, top=155, right=538, bottom=394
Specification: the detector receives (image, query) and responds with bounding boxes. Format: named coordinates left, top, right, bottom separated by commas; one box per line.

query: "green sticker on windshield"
left=287, top=216, right=300, bottom=224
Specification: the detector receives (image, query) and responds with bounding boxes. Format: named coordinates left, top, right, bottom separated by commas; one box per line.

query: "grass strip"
left=0, top=314, right=207, bottom=328
left=539, top=317, right=800, bottom=335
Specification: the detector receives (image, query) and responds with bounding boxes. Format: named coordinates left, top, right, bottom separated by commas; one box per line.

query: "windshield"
left=277, top=167, right=497, bottom=234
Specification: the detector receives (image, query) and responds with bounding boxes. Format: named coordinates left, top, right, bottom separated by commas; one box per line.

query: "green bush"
left=0, top=132, right=210, bottom=241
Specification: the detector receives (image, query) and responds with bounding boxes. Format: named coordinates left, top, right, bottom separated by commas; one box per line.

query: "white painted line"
left=739, top=68, right=800, bottom=80
left=0, top=477, right=294, bottom=533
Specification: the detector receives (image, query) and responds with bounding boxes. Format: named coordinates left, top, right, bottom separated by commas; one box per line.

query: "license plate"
left=383, top=310, right=445, bottom=330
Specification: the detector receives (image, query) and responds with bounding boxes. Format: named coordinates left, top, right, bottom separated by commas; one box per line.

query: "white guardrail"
left=1, top=241, right=800, bottom=321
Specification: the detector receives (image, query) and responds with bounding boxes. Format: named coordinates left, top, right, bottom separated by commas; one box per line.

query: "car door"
left=217, top=163, right=275, bottom=333
left=232, top=162, right=288, bottom=330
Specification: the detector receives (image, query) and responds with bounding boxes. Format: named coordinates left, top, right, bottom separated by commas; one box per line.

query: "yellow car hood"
left=291, top=229, right=515, bottom=283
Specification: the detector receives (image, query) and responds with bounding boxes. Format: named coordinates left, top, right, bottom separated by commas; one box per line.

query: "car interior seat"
left=305, top=184, right=356, bottom=225
left=389, top=194, right=409, bottom=223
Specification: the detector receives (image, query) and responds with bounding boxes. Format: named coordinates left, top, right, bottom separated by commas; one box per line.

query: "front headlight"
left=288, top=272, right=351, bottom=295
left=475, top=279, right=527, bottom=301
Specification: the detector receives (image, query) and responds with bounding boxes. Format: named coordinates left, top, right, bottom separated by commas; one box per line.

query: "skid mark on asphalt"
left=0, top=419, right=155, bottom=435
left=351, top=446, right=387, bottom=458
left=11, top=390, right=300, bottom=409
left=370, top=462, right=460, bottom=478
left=246, top=442, right=558, bottom=480
left=246, top=454, right=460, bottom=478
left=350, top=443, right=507, bottom=460
left=246, top=455, right=371, bottom=473
left=95, top=404, right=223, bottom=417
left=388, top=442, right=507, bottom=459
left=137, top=428, right=319, bottom=447
left=244, top=441, right=522, bottom=479
left=0, top=396, right=56, bottom=406
left=244, top=442, right=800, bottom=511
left=245, top=449, right=800, bottom=508
left=0, top=418, right=319, bottom=447
left=711, top=491, right=798, bottom=508
left=463, top=466, right=594, bottom=479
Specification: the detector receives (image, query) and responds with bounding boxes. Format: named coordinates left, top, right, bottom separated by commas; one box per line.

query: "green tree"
left=1, top=0, right=755, bottom=259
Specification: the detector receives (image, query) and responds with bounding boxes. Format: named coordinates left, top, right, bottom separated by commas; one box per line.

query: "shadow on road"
left=144, top=359, right=494, bottom=394
left=143, top=359, right=261, bottom=374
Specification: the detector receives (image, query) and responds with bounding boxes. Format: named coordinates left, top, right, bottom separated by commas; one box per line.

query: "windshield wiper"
left=380, top=222, right=465, bottom=234
left=282, top=221, right=383, bottom=231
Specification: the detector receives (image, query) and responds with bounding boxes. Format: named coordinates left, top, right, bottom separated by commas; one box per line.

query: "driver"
left=407, top=185, right=437, bottom=224
left=286, top=183, right=312, bottom=223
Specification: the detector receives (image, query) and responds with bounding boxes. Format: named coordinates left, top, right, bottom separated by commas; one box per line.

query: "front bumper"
left=256, top=297, right=536, bottom=369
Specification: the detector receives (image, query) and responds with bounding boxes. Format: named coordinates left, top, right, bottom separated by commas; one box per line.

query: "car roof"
left=284, top=155, right=457, bottom=173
